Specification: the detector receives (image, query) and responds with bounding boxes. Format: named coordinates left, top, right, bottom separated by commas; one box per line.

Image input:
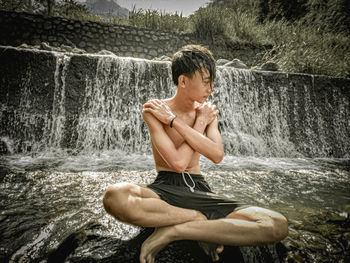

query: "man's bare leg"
left=139, top=206, right=288, bottom=263
left=103, top=183, right=222, bottom=259
left=103, top=183, right=206, bottom=227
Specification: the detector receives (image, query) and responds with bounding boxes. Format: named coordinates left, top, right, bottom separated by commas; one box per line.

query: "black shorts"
left=147, top=171, right=246, bottom=220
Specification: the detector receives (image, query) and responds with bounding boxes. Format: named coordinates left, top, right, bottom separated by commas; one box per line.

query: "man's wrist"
left=195, top=116, right=206, bottom=127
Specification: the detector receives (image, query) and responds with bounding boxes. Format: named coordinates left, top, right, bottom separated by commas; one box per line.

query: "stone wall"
left=0, top=10, right=266, bottom=65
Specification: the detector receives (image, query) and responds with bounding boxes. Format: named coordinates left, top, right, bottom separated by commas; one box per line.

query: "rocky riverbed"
left=1, top=153, right=349, bottom=262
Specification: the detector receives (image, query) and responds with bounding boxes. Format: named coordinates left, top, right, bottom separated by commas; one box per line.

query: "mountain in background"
left=83, top=0, right=129, bottom=18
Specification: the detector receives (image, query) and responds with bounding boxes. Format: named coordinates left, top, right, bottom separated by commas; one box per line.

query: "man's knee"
left=271, top=214, right=289, bottom=241
left=102, top=183, right=139, bottom=222
left=260, top=213, right=289, bottom=243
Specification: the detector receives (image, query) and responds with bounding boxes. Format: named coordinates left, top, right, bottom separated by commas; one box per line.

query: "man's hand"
left=143, top=99, right=176, bottom=125
left=195, top=102, right=219, bottom=126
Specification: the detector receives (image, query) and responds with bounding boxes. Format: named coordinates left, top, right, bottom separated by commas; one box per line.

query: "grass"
left=260, top=19, right=350, bottom=77
left=190, top=6, right=226, bottom=40
left=190, top=5, right=349, bottom=78
left=127, top=5, right=189, bottom=33
left=2, top=1, right=349, bottom=78
left=62, top=5, right=190, bottom=33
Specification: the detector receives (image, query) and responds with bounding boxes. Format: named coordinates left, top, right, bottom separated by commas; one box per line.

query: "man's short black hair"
left=171, top=45, right=216, bottom=86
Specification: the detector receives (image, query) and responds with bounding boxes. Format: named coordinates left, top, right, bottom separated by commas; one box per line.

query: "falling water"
left=2, top=50, right=349, bottom=157
left=214, top=67, right=297, bottom=157
left=42, top=54, right=70, bottom=149
left=0, top=51, right=70, bottom=153
left=73, top=55, right=173, bottom=153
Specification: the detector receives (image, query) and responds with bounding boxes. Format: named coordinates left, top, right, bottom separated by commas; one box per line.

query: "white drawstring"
left=182, top=172, right=196, bottom=192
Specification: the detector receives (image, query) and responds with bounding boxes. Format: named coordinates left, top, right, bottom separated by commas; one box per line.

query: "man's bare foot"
left=139, top=227, right=174, bottom=263
left=198, top=241, right=224, bottom=261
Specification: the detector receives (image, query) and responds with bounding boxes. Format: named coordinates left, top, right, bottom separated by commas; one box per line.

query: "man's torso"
left=152, top=107, right=201, bottom=174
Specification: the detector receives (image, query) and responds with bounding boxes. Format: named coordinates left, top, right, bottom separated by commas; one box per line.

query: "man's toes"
left=216, top=245, right=224, bottom=254
left=210, top=250, right=219, bottom=262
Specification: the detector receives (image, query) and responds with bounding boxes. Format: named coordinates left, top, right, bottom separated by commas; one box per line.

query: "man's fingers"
left=142, top=108, right=155, bottom=114
left=153, top=99, right=163, bottom=106
left=145, top=99, right=160, bottom=106
left=150, top=100, right=159, bottom=106
left=143, top=103, right=156, bottom=109
left=143, top=103, right=151, bottom=108
left=144, top=100, right=163, bottom=109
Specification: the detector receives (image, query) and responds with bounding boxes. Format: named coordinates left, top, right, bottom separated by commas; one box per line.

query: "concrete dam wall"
left=0, top=10, right=266, bottom=65
left=0, top=46, right=349, bottom=158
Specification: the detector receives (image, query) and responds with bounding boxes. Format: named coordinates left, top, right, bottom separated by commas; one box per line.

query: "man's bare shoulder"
left=142, top=98, right=173, bottom=124
left=142, top=110, right=161, bottom=128
left=142, top=102, right=167, bottom=133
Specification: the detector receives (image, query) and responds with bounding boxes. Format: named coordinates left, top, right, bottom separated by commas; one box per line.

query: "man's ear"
left=178, top=75, right=186, bottom=88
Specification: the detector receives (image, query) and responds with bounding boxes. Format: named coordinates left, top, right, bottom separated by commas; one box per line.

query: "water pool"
left=1, top=153, right=349, bottom=262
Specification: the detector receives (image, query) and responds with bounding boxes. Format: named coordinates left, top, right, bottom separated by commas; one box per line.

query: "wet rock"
left=342, top=232, right=350, bottom=253
left=261, top=61, right=279, bottom=71
left=47, top=230, right=87, bottom=262
left=217, top=59, right=230, bottom=65
left=343, top=205, right=350, bottom=217
left=0, top=137, right=13, bottom=155
left=286, top=253, right=305, bottom=263
left=19, top=42, right=86, bottom=54
left=60, top=44, right=73, bottom=52
left=224, top=59, right=248, bottom=69
left=19, top=43, right=30, bottom=49
left=65, top=226, right=286, bottom=263
left=0, top=140, right=8, bottom=155
left=154, top=55, right=171, bottom=61
left=40, top=42, right=53, bottom=51
left=327, top=211, right=348, bottom=226
left=284, top=211, right=350, bottom=263
left=72, top=47, right=86, bottom=54
left=98, top=49, right=116, bottom=56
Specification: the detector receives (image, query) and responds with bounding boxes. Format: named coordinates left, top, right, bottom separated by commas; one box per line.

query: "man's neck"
left=168, top=92, right=197, bottom=114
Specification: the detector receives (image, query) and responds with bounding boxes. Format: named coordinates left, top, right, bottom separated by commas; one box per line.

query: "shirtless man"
left=103, top=45, right=288, bottom=263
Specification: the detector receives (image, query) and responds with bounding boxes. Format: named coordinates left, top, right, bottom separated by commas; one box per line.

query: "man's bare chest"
left=164, top=113, right=196, bottom=147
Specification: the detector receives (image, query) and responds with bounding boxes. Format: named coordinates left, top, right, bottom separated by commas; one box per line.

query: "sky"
left=77, top=0, right=210, bottom=17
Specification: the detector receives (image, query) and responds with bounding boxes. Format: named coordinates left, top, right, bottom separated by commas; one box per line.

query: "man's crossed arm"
left=142, top=100, right=224, bottom=172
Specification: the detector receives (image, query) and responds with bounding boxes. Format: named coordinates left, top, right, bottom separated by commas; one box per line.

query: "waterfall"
left=72, top=55, right=173, bottom=153
left=42, top=54, right=70, bottom=149
left=1, top=52, right=71, bottom=153
left=0, top=47, right=349, bottom=157
left=214, top=67, right=298, bottom=157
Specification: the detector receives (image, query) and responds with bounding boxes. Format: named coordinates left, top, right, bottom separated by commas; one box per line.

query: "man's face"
left=185, top=68, right=213, bottom=103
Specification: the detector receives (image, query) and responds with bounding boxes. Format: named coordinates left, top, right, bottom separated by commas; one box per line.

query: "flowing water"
left=0, top=49, right=349, bottom=262
left=1, top=152, right=349, bottom=262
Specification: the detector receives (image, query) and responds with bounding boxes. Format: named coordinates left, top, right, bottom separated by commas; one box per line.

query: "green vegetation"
left=1, top=0, right=349, bottom=77
left=127, top=5, right=189, bottom=33
left=195, top=0, right=350, bottom=77
left=260, top=19, right=350, bottom=77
